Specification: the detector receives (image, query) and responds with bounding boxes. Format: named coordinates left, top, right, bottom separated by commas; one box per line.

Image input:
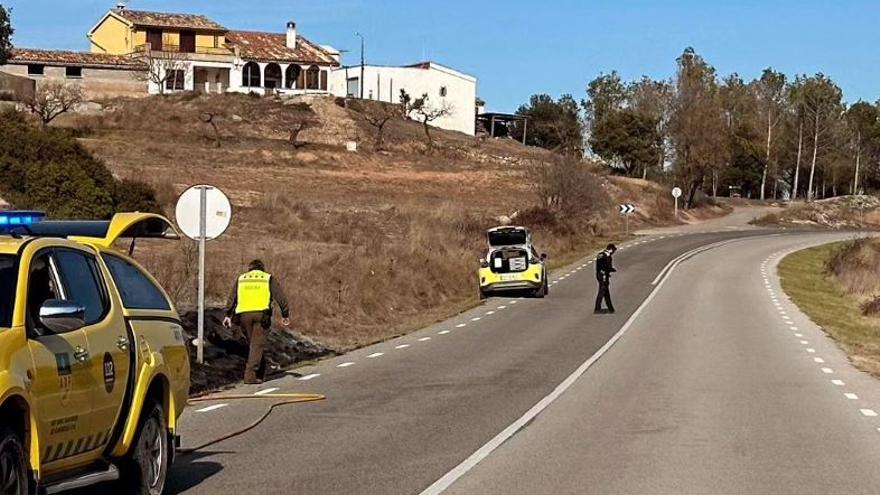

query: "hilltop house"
left=0, top=7, right=340, bottom=97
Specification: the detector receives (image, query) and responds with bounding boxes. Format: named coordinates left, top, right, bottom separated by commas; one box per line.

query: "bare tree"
left=410, top=93, right=453, bottom=149
left=362, top=102, right=398, bottom=149
left=24, top=81, right=84, bottom=126
left=288, top=115, right=318, bottom=149
left=199, top=112, right=221, bottom=148
left=135, top=46, right=188, bottom=94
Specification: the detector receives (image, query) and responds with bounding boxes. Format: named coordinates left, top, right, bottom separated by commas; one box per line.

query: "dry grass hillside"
left=66, top=93, right=692, bottom=351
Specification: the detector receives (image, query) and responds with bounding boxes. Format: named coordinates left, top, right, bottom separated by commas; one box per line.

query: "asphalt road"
left=76, top=221, right=880, bottom=494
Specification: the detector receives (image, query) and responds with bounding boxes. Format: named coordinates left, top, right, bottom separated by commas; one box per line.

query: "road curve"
left=443, top=231, right=880, bottom=495
left=76, top=228, right=874, bottom=494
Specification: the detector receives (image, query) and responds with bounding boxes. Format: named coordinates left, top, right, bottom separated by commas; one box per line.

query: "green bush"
left=0, top=110, right=159, bottom=218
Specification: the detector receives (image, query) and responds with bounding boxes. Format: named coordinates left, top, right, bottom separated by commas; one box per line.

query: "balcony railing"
left=134, top=44, right=232, bottom=56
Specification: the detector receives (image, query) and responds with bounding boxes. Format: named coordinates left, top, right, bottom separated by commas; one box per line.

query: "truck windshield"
left=488, top=230, right=528, bottom=246
left=0, top=255, right=16, bottom=328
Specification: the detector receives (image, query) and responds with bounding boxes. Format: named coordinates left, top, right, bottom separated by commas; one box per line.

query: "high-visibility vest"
left=235, top=270, right=272, bottom=314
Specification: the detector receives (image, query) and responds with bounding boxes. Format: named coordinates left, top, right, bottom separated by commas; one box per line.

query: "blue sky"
left=4, top=1, right=879, bottom=111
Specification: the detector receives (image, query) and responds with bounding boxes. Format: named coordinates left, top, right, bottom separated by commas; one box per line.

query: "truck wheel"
left=533, top=283, right=546, bottom=299
left=119, top=401, right=168, bottom=495
left=0, top=425, right=28, bottom=495
left=479, top=288, right=488, bottom=300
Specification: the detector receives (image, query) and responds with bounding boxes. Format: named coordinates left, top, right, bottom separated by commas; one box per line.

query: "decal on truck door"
left=103, top=352, right=115, bottom=393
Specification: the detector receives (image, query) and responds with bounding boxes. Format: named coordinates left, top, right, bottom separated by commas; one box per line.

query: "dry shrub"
left=862, top=296, right=880, bottom=317
left=827, top=238, right=880, bottom=295
left=528, top=156, right=610, bottom=219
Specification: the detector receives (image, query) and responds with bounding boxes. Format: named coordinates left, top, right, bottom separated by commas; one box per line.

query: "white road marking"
left=395, top=344, right=411, bottom=349
left=821, top=367, right=834, bottom=374
left=337, top=362, right=356, bottom=368
left=419, top=337, right=432, bottom=342
left=845, top=393, right=859, bottom=400
left=789, top=326, right=798, bottom=331
left=860, top=409, right=878, bottom=417
left=832, top=379, right=845, bottom=386
left=471, top=317, right=482, bottom=322
left=486, top=311, right=496, bottom=315
left=509, top=301, right=518, bottom=304
left=418, top=237, right=693, bottom=495
left=813, top=357, right=825, bottom=363
left=367, top=352, right=384, bottom=358
left=196, top=404, right=228, bottom=413
left=438, top=330, right=451, bottom=335
left=807, top=348, right=816, bottom=353
left=795, top=333, right=803, bottom=338
left=299, top=373, right=320, bottom=381
left=456, top=324, right=467, bottom=328
left=254, top=387, right=279, bottom=396
left=800, top=340, right=809, bottom=345
left=782, top=316, right=791, bottom=321
left=497, top=305, right=507, bottom=310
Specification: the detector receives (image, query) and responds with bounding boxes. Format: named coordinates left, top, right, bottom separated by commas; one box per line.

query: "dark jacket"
left=596, top=250, right=616, bottom=281
left=225, top=274, right=291, bottom=319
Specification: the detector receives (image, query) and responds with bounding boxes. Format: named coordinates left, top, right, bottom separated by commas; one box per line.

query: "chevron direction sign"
left=618, top=203, right=636, bottom=215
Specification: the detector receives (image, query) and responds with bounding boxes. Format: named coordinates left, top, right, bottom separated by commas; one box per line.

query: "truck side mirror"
left=39, top=299, right=86, bottom=334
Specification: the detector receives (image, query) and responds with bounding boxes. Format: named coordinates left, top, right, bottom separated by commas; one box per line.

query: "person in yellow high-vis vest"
left=223, top=260, right=291, bottom=384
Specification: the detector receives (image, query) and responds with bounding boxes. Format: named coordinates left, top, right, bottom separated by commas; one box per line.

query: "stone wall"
left=0, top=70, right=36, bottom=101
left=0, top=64, right=148, bottom=100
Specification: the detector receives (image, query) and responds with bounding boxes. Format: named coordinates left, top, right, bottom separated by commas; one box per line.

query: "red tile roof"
left=226, top=31, right=338, bottom=65
left=112, top=8, right=227, bottom=31
left=8, top=48, right=141, bottom=70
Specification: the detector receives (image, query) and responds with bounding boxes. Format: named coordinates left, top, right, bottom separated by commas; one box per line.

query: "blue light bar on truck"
left=0, top=211, right=46, bottom=228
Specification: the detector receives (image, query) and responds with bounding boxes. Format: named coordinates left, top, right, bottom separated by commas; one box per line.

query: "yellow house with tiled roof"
left=88, top=8, right=230, bottom=57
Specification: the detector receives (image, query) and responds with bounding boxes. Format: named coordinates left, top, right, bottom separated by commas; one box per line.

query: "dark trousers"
left=240, top=312, right=268, bottom=382
left=595, top=279, right=614, bottom=312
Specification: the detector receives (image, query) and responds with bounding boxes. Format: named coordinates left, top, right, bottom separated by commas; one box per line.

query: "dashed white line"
left=438, top=330, right=451, bottom=335
left=821, top=367, right=834, bottom=374
left=337, top=362, right=356, bottom=368
left=800, top=340, right=809, bottom=345
left=367, top=352, right=384, bottom=358
left=807, top=348, right=816, bottom=353
left=418, top=337, right=432, bottom=342
left=486, top=311, right=496, bottom=315
left=254, top=387, right=279, bottom=396
left=395, top=344, right=411, bottom=349
left=497, top=305, right=507, bottom=310
left=471, top=317, right=482, bottom=322
left=456, top=323, right=467, bottom=328
left=299, top=373, right=320, bottom=381
left=845, top=393, right=859, bottom=400
left=813, top=357, right=825, bottom=363
left=795, top=333, right=804, bottom=338
left=196, top=404, right=228, bottom=413
left=832, top=379, right=845, bottom=386
left=860, top=409, right=878, bottom=417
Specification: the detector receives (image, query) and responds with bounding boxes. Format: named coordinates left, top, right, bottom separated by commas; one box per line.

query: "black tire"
left=479, top=288, right=489, bottom=300
left=119, top=401, right=169, bottom=495
left=533, top=282, right=546, bottom=299
left=0, top=425, right=29, bottom=495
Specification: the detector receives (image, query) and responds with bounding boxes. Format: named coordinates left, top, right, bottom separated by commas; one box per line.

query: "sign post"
left=671, top=187, right=682, bottom=219
left=618, top=203, right=636, bottom=235
left=175, top=185, right=232, bottom=364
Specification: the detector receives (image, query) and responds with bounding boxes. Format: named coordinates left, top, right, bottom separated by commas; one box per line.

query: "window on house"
left=27, top=64, right=44, bottom=76
left=180, top=30, right=196, bottom=53
left=146, top=29, right=163, bottom=51
left=165, top=69, right=185, bottom=91
left=285, top=65, right=302, bottom=89
left=65, top=66, right=82, bottom=78
left=440, top=86, right=448, bottom=97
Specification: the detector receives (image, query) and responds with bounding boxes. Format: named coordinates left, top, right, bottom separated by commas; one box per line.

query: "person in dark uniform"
left=223, top=260, right=291, bottom=384
left=595, top=244, right=617, bottom=314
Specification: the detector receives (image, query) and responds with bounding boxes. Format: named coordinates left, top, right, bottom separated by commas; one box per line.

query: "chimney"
left=286, top=22, right=297, bottom=50
left=116, top=1, right=127, bottom=10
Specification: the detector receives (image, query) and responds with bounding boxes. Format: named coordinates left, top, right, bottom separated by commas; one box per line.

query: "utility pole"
left=356, top=32, right=365, bottom=99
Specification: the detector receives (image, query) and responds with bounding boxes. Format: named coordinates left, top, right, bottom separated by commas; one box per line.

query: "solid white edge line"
left=418, top=234, right=689, bottom=495
left=254, top=387, right=279, bottom=396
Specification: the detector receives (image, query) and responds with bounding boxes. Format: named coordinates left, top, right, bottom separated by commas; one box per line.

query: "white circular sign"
left=175, top=185, right=232, bottom=241
left=671, top=187, right=683, bottom=199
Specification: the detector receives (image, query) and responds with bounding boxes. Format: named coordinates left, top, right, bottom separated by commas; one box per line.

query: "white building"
left=329, top=62, right=477, bottom=136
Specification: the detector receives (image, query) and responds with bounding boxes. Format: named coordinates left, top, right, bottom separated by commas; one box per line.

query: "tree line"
left=515, top=47, right=879, bottom=207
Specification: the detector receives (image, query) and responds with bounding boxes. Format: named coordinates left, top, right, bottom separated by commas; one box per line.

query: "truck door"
left=52, top=248, right=131, bottom=453
left=24, top=250, right=97, bottom=468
